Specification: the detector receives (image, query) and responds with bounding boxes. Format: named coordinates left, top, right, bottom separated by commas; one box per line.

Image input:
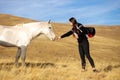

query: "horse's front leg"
left=21, top=46, right=27, bottom=66
left=15, top=47, right=21, bottom=67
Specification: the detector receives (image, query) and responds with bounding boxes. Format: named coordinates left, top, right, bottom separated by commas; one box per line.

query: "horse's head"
left=41, top=21, right=56, bottom=41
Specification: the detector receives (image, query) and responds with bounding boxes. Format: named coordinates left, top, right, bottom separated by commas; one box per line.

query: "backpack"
left=85, top=27, right=96, bottom=38
left=76, top=25, right=96, bottom=38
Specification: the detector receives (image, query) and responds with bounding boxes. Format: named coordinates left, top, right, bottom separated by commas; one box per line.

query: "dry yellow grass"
left=0, top=14, right=120, bottom=80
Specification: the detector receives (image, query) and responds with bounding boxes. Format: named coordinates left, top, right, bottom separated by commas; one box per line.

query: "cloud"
left=0, top=0, right=120, bottom=24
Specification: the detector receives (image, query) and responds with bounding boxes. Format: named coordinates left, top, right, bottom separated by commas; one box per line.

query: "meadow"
left=0, top=14, right=120, bottom=80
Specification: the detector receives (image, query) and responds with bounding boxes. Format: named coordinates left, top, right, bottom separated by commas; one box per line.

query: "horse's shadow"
left=26, top=62, right=55, bottom=68
left=0, top=62, right=55, bottom=69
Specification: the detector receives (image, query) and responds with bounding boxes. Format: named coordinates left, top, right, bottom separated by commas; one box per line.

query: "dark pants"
left=78, top=38, right=95, bottom=69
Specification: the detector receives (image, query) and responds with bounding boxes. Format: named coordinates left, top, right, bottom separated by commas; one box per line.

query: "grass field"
left=0, top=14, right=120, bottom=80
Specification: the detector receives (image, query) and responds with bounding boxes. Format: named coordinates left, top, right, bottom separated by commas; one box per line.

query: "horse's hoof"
left=14, top=63, right=19, bottom=68
left=22, top=63, right=26, bottom=67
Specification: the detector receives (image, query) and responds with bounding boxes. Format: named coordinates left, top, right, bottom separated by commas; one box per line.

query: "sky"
left=0, top=0, right=120, bottom=25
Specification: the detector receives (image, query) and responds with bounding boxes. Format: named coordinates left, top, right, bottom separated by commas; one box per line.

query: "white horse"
left=0, top=21, right=56, bottom=66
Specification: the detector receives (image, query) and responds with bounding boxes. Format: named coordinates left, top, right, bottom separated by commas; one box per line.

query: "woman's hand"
left=57, top=36, right=62, bottom=40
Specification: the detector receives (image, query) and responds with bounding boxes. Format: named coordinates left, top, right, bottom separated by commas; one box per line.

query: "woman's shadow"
left=103, top=64, right=120, bottom=72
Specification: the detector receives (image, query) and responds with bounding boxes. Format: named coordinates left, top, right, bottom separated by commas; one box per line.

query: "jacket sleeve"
left=61, top=30, right=73, bottom=38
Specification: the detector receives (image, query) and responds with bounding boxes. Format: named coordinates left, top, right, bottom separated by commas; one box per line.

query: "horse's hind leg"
left=15, top=47, right=21, bottom=67
left=21, top=46, right=27, bottom=66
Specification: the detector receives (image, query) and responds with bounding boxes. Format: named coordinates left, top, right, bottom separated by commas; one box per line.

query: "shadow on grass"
left=0, top=62, right=56, bottom=69
left=103, top=64, right=120, bottom=72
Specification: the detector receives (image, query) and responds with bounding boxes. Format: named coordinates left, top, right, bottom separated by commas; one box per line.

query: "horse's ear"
left=48, top=20, right=51, bottom=24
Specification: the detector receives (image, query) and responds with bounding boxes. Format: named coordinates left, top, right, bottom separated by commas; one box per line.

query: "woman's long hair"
left=69, top=17, right=79, bottom=38
left=69, top=17, right=77, bottom=26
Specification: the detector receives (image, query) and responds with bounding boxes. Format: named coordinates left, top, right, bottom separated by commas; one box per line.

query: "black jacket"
left=61, top=23, right=87, bottom=42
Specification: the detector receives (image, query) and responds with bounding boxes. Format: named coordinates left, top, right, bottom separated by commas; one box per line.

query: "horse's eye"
left=49, top=27, right=51, bottom=29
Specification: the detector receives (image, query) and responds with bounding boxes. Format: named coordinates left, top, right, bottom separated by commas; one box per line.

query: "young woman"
left=58, top=17, right=97, bottom=72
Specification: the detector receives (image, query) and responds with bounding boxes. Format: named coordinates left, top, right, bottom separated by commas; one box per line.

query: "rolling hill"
left=0, top=14, right=120, bottom=80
